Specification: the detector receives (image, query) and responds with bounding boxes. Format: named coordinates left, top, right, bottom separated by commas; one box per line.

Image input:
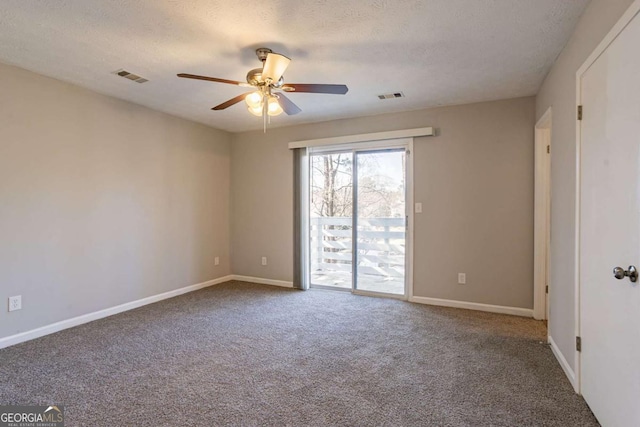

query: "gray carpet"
left=0, top=281, right=598, bottom=426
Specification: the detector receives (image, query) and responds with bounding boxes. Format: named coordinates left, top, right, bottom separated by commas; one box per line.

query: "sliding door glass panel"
left=355, top=150, right=406, bottom=295
left=309, top=152, right=353, bottom=289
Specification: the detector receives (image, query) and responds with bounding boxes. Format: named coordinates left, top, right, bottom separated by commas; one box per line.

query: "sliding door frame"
left=308, top=138, right=414, bottom=300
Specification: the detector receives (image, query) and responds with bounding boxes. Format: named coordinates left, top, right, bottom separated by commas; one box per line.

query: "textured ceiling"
left=0, top=0, right=590, bottom=133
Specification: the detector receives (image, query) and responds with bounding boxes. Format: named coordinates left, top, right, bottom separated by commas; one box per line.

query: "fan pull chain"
left=263, top=95, right=267, bottom=133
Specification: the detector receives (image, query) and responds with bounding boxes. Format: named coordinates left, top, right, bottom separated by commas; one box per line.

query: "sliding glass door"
left=354, top=150, right=406, bottom=295
left=309, top=152, right=354, bottom=289
left=308, top=145, right=407, bottom=297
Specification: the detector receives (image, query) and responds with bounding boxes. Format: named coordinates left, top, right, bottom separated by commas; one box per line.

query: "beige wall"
left=536, top=0, right=634, bottom=370
left=232, top=97, right=535, bottom=308
left=0, top=62, right=232, bottom=340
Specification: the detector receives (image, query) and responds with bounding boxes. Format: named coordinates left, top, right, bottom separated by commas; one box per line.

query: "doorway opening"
left=534, top=107, right=552, bottom=321
left=308, top=141, right=410, bottom=298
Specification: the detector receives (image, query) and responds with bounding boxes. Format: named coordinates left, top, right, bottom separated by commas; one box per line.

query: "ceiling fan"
left=178, top=48, right=348, bottom=130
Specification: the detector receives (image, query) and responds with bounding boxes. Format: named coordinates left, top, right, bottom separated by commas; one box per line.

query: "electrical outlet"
left=261, top=257, right=267, bottom=266
left=458, top=273, right=466, bottom=285
left=214, top=256, right=220, bottom=266
left=8, top=295, right=22, bottom=312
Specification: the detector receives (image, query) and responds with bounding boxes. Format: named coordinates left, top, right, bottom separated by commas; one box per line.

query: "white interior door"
left=579, top=8, right=640, bottom=426
left=534, top=115, right=551, bottom=321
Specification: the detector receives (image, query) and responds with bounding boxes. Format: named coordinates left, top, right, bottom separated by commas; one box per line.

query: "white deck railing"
left=310, top=216, right=405, bottom=279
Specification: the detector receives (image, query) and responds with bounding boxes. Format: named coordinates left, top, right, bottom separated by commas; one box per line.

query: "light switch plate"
left=415, top=203, right=423, bottom=213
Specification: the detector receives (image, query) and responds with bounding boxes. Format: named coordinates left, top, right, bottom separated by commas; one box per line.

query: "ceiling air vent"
left=378, top=92, right=404, bottom=100
left=112, top=69, right=148, bottom=83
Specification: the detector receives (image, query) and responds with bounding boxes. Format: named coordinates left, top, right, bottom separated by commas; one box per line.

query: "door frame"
left=574, top=0, right=640, bottom=394
left=307, top=138, right=414, bottom=300
left=534, top=107, right=552, bottom=321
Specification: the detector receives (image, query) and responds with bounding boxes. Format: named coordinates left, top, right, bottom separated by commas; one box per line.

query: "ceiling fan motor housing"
left=246, top=68, right=263, bottom=85
left=246, top=68, right=283, bottom=88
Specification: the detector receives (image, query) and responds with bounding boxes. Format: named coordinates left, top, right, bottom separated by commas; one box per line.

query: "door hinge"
left=545, top=285, right=549, bottom=294
left=577, top=105, right=583, bottom=121
left=576, top=336, right=582, bottom=352
left=546, top=145, right=550, bottom=154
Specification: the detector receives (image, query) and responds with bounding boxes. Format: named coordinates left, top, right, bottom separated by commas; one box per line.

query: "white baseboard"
left=409, top=296, right=533, bottom=317
left=548, top=334, right=577, bottom=391
left=231, top=275, right=294, bottom=288
left=0, top=275, right=233, bottom=350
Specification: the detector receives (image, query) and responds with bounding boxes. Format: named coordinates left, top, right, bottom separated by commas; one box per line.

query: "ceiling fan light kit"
left=247, top=104, right=263, bottom=117
left=267, top=96, right=284, bottom=115
left=245, top=91, right=262, bottom=108
left=178, top=47, right=349, bottom=132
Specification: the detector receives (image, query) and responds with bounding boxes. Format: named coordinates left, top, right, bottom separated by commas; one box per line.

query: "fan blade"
left=212, top=92, right=254, bottom=110
left=276, top=93, right=302, bottom=115
left=281, top=83, right=348, bottom=94
left=262, top=53, right=290, bottom=82
left=178, top=73, right=252, bottom=87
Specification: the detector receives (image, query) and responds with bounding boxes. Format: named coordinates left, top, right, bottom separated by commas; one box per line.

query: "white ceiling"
left=0, top=0, right=589, bottom=133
